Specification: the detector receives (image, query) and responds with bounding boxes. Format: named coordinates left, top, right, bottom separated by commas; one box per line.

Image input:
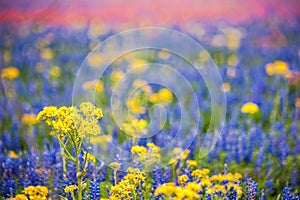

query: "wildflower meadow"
left=1, top=1, right=300, bottom=200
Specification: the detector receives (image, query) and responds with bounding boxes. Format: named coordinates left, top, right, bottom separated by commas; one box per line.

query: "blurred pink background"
left=1, top=0, right=300, bottom=26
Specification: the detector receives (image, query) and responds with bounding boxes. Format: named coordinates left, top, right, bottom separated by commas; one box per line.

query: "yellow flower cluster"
left=155, top=169, right=243, bottom=199
left=109, top=162, right=121, bottom=170
left=10, top=185, right=49, bottom=200
left=10, top=194, right=28, bottom=200
left=84, top=152, right=96, bottom=163
left=241, top=102, right=259, bottom=114
left=169, top=148, right=191, bottom=165
left=64, top=185, right=78, bottom=193
left=1, top=66, right=20, bottom=80
left=265, top=60, right=291, bottom=77
left=120, top=119, right=148, bottom=137
left=9, top=150, right=18, bottom=159
left=187, top=160, right=198, bottom=168
left=131, top=143, right=161, bottom=163
left=203, top=171, right=242, bottom=198
left=155, top=182, right=201, bottom=200
left=37, top=102, right=103, bottom=138
left=149, top=88, right=173, bottom=105
left=191, top=168, right=210, bottom=179
left=82, top=80, right=103, bottom=92
left=49, top=66, right=61, bottom=78
left=178, top=174, right=189, bottom=185
left=21, top=113, right=39, bottom=125
left=109, top=168, right=145, bottom=200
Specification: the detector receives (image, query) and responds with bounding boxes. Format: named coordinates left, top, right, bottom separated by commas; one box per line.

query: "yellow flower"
left=40, top=48, right=54, bottom=60
left=181, top=149, right=190, bottom=160
left=85, top=152, right=96, bottom=163
left=191, top=169, right=210, bottom=179
left=169, top=158, right=178, bottom=165
left=130, top=59, right=147, bottom=69
left=131, top=145, right=147, bottom=154
left=155, top=183, right=179, bottom=197
left=227, top=54, right=239, bottom=66
left=121, top=119, right=148, bottom=136
left=23, top=185, right=48, bottom=199
left=88, top=52, right=104, bottom=67
left=158, top=88, right=173, bottom=105
left=21, top=113, right=38, bottom=125
left=110, top=70, right=123, bottom=83
left=178, top=174, right=189, bottom=185
left=265, top=60, right=290, bottom=76
left=90, top=135, right=111, bottom=144
left=295, top=98, right=300, bottom=108
left=187, top=160, right=198, bottom=168
left=186, top=182, right=202, bottom=192
left=241, top=102, right=259, bottom=114
left=95, top=108, right=103, bottom=119
left=147, top=143, right=160, bottom=152
left=149, top=93, right=159, bottom=103
left=38, top=102, right=103, bottom=138
left=64, top=185, right=78, bottom=193
left=127, top=98, right=145, bottom=114
left=221, top=82, right=231, bottom=92
left=82, top=80, right=103, bottom=92
left=49, top=66, right=61, bottom=78
left=10, top=194, right=28, bottom=200
left=1, top=67, right=20, bottom=80
left=200, top=178, right=212, bottom=187
left=109, top=162, right=121, bottom=171
left=9, top=151, right=18, bottom=159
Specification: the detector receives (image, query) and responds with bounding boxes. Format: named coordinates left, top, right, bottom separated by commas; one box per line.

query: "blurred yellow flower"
left=21, top=113, right=39, bottom=125
left=187, top=160, right=198, bottom=167
left=82, top=80, right=103, bottom=92
left=109, top=162, right=121, bottom=170
left=3, top=50, right=11, bottom=63
left=91, top=135, right=111, bottom=144
left=40, top=48, right=54, bottom=60
left=1, top=67, right=20, bottom=80
left=64, top=185, right=78, bottom=193
left=227, top=54, right=239, bottom=66
left=85, top=152, right=96, bottom=163
left=149, top=93, right=159, bottom=103
left=49, top=66, right=62, bottom=78
left=198, top=51, right=210, bottom=64
left=110, top=70, right=123, bottom=83
left=265, top=60, right=290, bottom=76
left=221, top=82, right=231, bottom=92
left=241, top=102, right=259, bottom=114
left=9, top=194, right=28, bottom=200
left=130, top=59, right=147, bottom=69
left=295, top=98, right=300, bottom=108
left=88, top=52, right=104, bottom=67
left=9, top=150, right=18, bottom=159
left=158, top=88, right=173, bottom=105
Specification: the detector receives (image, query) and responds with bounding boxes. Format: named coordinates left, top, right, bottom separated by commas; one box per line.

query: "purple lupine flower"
left=245, top=178, right=258, bottom=200
left=89, top=179, right=100, bottom=200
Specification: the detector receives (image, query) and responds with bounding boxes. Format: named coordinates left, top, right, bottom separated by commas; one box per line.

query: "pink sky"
left=0, top=0, right=300, bottom=26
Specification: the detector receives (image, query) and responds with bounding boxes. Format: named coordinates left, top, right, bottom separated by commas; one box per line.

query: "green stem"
left=57, top=137, right=75, bottom=162
left=132, top=187, right=137, bottom=200
left=113, top=170, right=117, bottom=185
left=76, top=150, right=82, bottom=200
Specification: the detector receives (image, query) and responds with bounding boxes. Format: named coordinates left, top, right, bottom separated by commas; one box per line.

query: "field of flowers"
left=1, top=11, right=300, bottom=200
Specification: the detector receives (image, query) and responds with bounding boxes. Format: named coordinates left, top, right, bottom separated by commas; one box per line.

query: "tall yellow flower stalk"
left=37, top=102, right=103, bottom=200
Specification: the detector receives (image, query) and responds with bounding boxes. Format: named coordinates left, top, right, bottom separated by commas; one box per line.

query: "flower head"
left=241, top=102, right=259, bottom=114
left=64, top=185, right=78, bottom=193
left=1, top=67, right=20, bottom=80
